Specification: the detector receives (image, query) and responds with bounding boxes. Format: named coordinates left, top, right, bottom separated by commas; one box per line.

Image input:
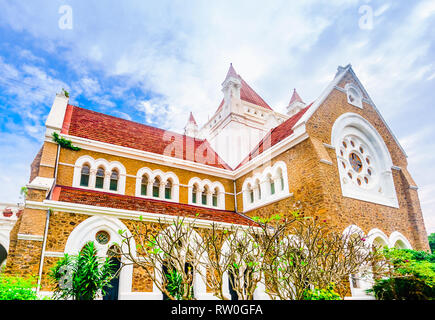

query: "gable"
left=298, top=65, right=407, bottom=163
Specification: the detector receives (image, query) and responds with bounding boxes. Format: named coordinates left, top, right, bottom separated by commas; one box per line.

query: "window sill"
left=243, top=192, right=293, bottom=213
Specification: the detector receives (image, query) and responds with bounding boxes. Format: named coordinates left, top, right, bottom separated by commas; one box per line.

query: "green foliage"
left=165, top=269, right=183, bottom=300
left=0, top=275, right=38, bottom=300
left=49, top=241, right=117, bottom=300
left=368, top=248, right=435, bottom=300
left=52, top=132, right=81, bottom=151
left=302, top=284, right=341, bottom=300
left=429, top=233, right=435, bottom=254
left=62, top=88, right=69, bottom=98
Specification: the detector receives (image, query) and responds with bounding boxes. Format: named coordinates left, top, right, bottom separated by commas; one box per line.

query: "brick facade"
left=3, top=66, right=430, bottom=299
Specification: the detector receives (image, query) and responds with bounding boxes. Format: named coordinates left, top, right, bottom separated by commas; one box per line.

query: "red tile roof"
left=52, top=185, right=255, bottom=226
left=216, top=65, right=272, bottom=113
left=63, top=105, right=231, bottom=170
left=235, top=103, right=312, bottom=169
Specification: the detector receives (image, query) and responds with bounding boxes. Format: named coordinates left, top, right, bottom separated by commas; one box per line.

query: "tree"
left=251, top=212, right=386, bottom=300
left=429, top=233, right=435, bottom=254
left=117, top=210, right=388, bottom=300
left=49, top=241, right=117, bottom=300
left=118, top=216, right=206, bottom=300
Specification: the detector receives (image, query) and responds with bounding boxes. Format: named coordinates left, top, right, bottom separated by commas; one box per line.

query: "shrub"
left=368, top=248, right=435, bottom=300
left=303, top=284, right=342, bottom=300
left=49, top=241, right=117, bottom=300
left=0, top=275, right=38, bottom=300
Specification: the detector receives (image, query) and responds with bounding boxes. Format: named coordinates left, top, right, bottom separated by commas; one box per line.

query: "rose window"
left=95, top=230, right=110, bottom=245
left=338, top=136, right=375, bottom=188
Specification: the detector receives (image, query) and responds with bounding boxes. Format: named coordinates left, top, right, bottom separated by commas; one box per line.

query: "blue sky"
left=0, top=0, right=434, bottom=233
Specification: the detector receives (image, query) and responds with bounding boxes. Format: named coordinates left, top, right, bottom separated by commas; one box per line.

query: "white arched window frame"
left=187, top=178, right=225, bottom=209
left=135, top=168, right=179, bottom=202
left=342, top=224, right=375, bottom=299
left=73, top=156, right=126, bottom=194
left=331, top=113, right=399, bottom=208
left=64, top=216, right=135, bottom=300
left=241, top=161, right=290, bottom=212
left=345, top=83, right=363, bottom=109
left=389, top=231, right=412, bottom=249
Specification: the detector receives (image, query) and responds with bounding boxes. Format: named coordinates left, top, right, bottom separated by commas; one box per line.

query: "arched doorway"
left=162, top=261, right=194, bottom=300
left=0, top=244, right=7, bottom=267
left=103, top=245, right=121, bottom=300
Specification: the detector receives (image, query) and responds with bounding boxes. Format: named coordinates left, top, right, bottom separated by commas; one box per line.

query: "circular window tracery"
left=338, top=135, right=376, bottom=188
left=349, top=153, right=363, bottom=173
left=95, top=230, right=110, bottom=245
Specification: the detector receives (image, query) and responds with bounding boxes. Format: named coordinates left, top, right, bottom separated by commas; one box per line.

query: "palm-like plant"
left=49, top=241, right=118, bottom=300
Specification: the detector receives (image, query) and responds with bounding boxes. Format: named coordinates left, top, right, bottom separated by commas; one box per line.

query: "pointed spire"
left=224, top=63, right=239, bottom=81
left=188, top=112, right=197, bottom=125
left=184, top=111, right=198, bottom=138
left=289, top=88, right=304, bottom=106
left=287, top=88, right=306, bottom=116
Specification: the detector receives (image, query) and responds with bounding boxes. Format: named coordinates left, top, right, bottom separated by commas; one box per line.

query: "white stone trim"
left=72, top=155, right=127, bottom=195
left=17, top=234, right=44, bottom=241
left=241, top=161, right=291, bottom=212
left=25, top=200, right=254, bottom=231
left=64, top=215, right=135, bottom=299
left=332, top=112, right=399, bottom=208
left=389, top=231, right=412, bottom=249
left=134, top=167, right=179, bottom=202
left=187, top=178, right=225, bottom=209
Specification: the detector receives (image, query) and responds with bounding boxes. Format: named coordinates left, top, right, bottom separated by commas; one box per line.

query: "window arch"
left=141, top=175, right=149, bottom=196
left=165, top=179, right=173, bottom=200
left=135, top=168, right=179, bottom=202
left=242, top=161, right=290, bottom=212
left=153, top=176, right=161, bottom=198
left=202, top=185, right=209, bottom=205
left=64, top=216, right=135, bottom=300
left=187, top=178, right=225, bottom=209
left=73, top=156, right=126, bottom=194
left=192, top=184, right=199, bottom=204
left=80, top=164, right=90, bottom=187
left=332, top=113, right=398, bottom=208
left=109, top=169, right=119, bottom=191
left=95, top=167, right=105, bottom=189
left=345, top=83, right=363, bottom=109
left=212, top=187, right=218, bottom=207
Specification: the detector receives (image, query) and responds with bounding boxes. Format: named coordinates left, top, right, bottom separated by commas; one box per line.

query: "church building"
left=2, top=63, right=430, bottom=299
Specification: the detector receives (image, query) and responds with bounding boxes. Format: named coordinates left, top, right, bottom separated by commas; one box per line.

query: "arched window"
left=212, top=188, right=218, bottom=207
left=202, top=186, right=209, bottom=205
left=255, top=179, right=261, bottom=200
left=248, top=184, right=254, bottom=203
left=192, top=184, right=198, bottom=204
left=80, top=164, right=90, bottom=187
left=103, top=245, right=121, bottom=300
left=268, top=174, right=275, bottom=195
left=109, top=170, right=119, bottom=191
left=153, top=177, right=161, bottom=198
left=278, top=168, right=285, bottom=191
left=165, top=179, right=172, bottom=200
left=141, top=175, right=148, bottom=196
left=95, top=167, right=105, bottom=189
left=346, top=84, right=362, bottom=108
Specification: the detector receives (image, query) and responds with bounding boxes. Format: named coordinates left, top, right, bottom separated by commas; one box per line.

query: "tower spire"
left=287, top=88, right=306, bottom=116
left=184, top=111, right=198, bottom=138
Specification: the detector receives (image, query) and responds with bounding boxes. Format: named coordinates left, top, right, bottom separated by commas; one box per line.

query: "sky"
left=0, top=0, right=434, bottom=233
